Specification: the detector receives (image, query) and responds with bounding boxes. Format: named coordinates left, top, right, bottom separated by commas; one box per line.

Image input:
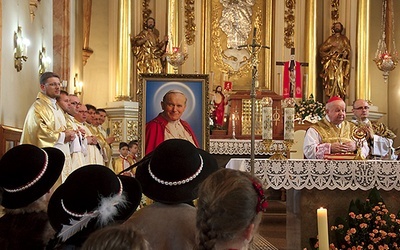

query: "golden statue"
left=131, top=17, right=168, bottom=74
left=319, top=22, right=351, bottom=99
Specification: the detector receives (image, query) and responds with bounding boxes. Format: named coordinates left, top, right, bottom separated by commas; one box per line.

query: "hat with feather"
left=47, top=165, right=142, bottom=245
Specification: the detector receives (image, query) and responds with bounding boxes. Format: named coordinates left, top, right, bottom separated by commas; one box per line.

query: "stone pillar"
left=105, top=101, right=139, bottom=156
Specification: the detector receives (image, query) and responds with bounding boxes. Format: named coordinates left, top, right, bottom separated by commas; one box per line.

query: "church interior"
left=1, top=0, right=400, bottom=249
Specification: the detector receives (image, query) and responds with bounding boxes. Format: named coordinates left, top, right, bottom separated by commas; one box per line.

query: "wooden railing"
left=0, top=125, right=22, bottom=158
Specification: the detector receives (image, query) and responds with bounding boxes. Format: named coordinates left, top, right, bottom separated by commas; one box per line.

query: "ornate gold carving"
left=126, top=120, right=139, bottom=142
left=241, top=99, right=263, bottom=135
left=272, top=106, right=281, bottom=126
left=331, top=0, right=340, bottom=22
left=212, top=2, right=263, bottom=78
left=184, top=0, right=196, bottom=45
left=112, top=120, right=123, bottom=142
left=141, top=0, right=152, bottom=28
left=284, top=0, right=295, bottom=48
left=82, top=0, right=93, bottom=65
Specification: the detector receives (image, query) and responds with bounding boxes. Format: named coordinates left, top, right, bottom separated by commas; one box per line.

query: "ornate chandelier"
left=373, top=0, right=398, bottom=82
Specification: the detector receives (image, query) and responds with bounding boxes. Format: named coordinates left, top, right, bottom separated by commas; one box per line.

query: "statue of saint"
left=212, top=86, right=229, bottom=129
left=131, top=17, right=168, bottom=74
left=319, top=22, right=351, bottom=99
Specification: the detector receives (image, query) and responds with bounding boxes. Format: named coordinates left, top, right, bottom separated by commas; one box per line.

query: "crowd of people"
left=0, top=71, right=270, bottom=249
left=0, top=138, right=268, bottom=250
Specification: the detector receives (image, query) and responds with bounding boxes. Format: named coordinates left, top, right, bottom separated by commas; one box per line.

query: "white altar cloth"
left=226, top=159, right=400, bottom=191
left=209, top=139, right=286, bottom=155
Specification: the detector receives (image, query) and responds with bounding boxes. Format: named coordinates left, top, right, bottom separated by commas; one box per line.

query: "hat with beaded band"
left=0, top=144, right=65, bottom=209
left=47, top=164, right=142, bottom=244
left=135, top=139, right=219, bottom=204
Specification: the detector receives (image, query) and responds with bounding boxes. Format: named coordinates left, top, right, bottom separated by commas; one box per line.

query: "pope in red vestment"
left=145, top=90, right=199, bottom=155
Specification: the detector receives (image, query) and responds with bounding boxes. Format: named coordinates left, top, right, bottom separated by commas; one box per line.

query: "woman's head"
left=196, top=168, right=267, bottom=250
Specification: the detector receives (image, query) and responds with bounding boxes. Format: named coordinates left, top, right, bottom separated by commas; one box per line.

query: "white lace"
left=227, top=159, right=400, bottom=191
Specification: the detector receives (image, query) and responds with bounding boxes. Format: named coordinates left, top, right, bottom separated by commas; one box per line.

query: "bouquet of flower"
left=295, top=94, right=325, bottom=123
left=310, top=188, right=400, bottom=250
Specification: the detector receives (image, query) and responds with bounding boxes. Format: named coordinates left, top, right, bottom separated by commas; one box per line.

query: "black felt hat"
left=0, top=144, right=65, bottom=209
left=135, top=139, right=218, bottom=203
left=47, top=165, right=142, bottom=243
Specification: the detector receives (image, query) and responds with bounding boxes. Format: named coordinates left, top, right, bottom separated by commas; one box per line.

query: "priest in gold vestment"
left=303, top=96, right=369, bottom=159
left=20, top=72, right=76, bottom=186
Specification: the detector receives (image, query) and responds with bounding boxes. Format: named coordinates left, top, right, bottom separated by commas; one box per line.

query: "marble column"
left=104, top=101, right=139, bottom=156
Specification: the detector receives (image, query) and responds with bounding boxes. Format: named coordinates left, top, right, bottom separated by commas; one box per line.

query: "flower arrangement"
left=295, top=94, right=325, bottom=123
left=310, top=188, right=400, bottom=250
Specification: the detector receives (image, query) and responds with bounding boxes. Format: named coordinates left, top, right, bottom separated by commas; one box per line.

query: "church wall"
left=0, top=0, right=53, bottom=129
left=81, top=0, right=110, bottom=108
left=368, top=0, right=389, bottom=125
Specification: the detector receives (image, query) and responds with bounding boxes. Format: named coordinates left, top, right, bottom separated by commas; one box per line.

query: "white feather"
left=97, top=193, right=128, bottom=226
left=58, top=212, right=98, bottom=242
left=57, top=193, right=128, bottom=242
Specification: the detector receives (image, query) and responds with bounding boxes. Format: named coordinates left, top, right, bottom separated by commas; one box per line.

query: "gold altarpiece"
left=203, top=0, right=273, bottom=91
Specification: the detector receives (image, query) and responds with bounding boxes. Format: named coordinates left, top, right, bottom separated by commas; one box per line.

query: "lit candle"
left=262, top=105, right=272, bottom=140
left=317, top=207, right=329, bottom=250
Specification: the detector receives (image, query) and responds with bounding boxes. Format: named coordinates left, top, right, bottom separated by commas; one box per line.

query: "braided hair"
left=196, top=168, right=264, bottom=250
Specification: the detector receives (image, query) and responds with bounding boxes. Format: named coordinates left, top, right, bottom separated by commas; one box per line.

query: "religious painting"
left=138, top=74, right=210, bottom=157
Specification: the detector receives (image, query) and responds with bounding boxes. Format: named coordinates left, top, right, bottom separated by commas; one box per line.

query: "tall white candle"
left=262, top=106, right=272, bottom=140
left=284, top=107, right=295, bottom=140
left=317, top=207, right=329, bottom=250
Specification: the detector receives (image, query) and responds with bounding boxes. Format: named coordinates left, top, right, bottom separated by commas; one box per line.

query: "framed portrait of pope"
left=138, top=74, right=210, bottom=157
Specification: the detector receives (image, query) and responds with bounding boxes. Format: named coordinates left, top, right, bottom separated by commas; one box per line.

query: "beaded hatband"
left=4, top=148, right=49, bottom=193
left=148, top=154, right=203, bottom=186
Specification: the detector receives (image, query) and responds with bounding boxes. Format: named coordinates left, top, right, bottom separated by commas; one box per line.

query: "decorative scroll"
left=209, top=139, right=286, bottom=155
left=284, top=0, right=295, bottom=48
left=229, top=159, right=400, bottom=191
left=184, top=0, right=196, bottom=45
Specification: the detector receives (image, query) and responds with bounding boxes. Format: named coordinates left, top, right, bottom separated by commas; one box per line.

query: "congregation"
left=0, top=71, right=269, bottom=250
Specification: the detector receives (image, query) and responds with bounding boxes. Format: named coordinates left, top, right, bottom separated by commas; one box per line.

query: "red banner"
left=283, top=61, right=302, bottom=99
